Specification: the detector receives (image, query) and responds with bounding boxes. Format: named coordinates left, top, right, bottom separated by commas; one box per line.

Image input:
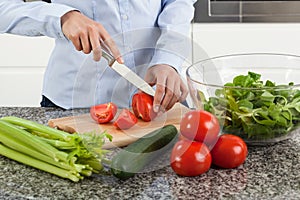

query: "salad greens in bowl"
left=186, top=53, right=300, bottom=145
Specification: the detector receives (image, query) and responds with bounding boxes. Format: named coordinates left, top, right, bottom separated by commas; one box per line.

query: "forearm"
left=150, top=0, right=196, bottom=71
left=0, top=0, right=76, bottom=38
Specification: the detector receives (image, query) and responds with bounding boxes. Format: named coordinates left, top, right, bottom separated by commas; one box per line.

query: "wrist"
left=61, top=10, right=80, bottom=26
left=151, top=64, right=178, bottom=73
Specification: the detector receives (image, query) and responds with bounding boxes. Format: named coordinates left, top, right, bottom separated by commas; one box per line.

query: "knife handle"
left=100, top=40, right=115, bottom=66
left=101, top=48, right=115, bottom=66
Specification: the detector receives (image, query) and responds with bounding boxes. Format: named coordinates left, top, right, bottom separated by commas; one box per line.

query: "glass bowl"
left=186, top=53, right=300, bottom=145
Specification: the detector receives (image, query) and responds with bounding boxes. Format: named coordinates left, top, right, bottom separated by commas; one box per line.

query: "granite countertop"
left=0, top=107, right=299, bottom=200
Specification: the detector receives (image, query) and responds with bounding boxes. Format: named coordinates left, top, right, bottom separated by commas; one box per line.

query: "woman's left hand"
left=144, top=64, right=188, bottom=113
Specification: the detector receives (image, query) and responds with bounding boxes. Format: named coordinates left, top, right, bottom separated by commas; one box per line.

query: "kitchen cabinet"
left=191, top=23, right=300, bottom=63
left=0, top=34, right=54, bottom=107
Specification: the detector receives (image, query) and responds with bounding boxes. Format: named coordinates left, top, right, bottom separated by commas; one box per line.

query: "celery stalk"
left=0, top=143, right=81, bottom=182
left=77, top=157, right=104, bottom=173
left=80, top=169, right=93, bottom=177
left=1, top=116, right=74, bottom=142
left=0, top=131, right=89, bottom=173
left=0, top=120, right=69, bottom=162
left=33, top=135, right=77, bottom=150
left=0, top=116, right=111, bottom=181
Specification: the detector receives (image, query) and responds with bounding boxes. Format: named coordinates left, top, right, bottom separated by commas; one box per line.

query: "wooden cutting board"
left=48, top=103, right=190, bottom=149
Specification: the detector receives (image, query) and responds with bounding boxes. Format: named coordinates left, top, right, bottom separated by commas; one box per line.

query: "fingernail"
left=93, top=54, right=101, bottom=62
left=119, top=57, right=124, bottom=64
left=157, top=111, right=164, bottom=117
left=154, top=105, right=160, bottom=113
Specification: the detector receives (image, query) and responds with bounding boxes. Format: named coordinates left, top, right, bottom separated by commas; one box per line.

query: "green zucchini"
left=110, top=124, right=178, bottom=180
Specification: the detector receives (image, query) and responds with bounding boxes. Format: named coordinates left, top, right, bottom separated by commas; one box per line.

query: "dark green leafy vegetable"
left=200, top=71, right=300, bottom=140
left=0, top=116, right=112, bottom=182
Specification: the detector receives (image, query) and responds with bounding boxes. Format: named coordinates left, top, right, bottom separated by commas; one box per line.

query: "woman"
left=0, top=0, right=196, bottom=112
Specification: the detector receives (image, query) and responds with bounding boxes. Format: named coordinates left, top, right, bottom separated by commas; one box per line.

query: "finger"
left=160, top=88, right=175, bottom=112
left=89, top=30, right=102, bottom=61
left=92, top=45, right=102, bottom=62
left=179, top=80, right=189, bottom=102
left=69, top=33, right=82, bottom=51
left=166, top=81, right=181, bottom=111
left=144, top=72, right=156, bottom=87
left=99, top=27, right=124, bottom=63
left=153, top=76, right=167, bottom=113
left=104, top=38, right=124, bottom=64
left=165, top=95, right=178, bottom=111
left=160, top=77, right=176, bottom=112
left=80, top=31, right=92, bottom=54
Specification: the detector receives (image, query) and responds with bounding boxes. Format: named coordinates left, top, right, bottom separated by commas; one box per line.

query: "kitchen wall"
left=1, top=23, right=300, bottom=106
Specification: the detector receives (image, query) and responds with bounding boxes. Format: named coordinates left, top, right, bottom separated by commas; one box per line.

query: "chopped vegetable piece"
left=113, top=109, right=138, bottom=130
left=132, top=92, right=156, bottom=122
left=90, top=102, right=118, bottom=124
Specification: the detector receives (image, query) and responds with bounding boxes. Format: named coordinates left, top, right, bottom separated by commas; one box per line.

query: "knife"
left=100, top=45, right=155, bottom=96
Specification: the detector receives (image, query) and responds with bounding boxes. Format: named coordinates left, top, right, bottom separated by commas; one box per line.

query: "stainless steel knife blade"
left=111, top=62, right=155, bottom=96
left=101, top=46, right=155, bottom=96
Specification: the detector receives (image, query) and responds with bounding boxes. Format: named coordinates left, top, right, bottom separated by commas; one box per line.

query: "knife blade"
left=100, top=46, right=155, bottom=96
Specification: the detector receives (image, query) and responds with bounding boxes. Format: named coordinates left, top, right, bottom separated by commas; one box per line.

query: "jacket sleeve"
left=0, top=0, right=76, bottom=38
left=149, top=0, right=197, bottom=72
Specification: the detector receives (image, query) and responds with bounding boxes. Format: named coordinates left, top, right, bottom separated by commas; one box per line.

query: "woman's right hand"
left=61, top=10, right=123, bottom=63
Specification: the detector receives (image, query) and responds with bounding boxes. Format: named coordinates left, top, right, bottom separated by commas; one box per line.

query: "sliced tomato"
left=132, top=92, right=156, bottom=122
left=90, top=102, right=118, bottom=124
left=113, top=109, right=138, bottom=130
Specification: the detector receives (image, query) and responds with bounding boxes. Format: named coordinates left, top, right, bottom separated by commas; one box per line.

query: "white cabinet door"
left=0, top=34, right=54, bottom=107
left=192, top=23, right=300, bottom=62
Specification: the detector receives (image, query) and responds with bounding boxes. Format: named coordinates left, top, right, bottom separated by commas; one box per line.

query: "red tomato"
left=113, top=109, right=138, bottom=130
left=170, top=139, right=212, bottom=177
left=179, top=134, right=188, bottom=141
left=90, top=102, right=117, bottom=124
left=211, top=134, right=248, bottom=169
left=180, top=110, right=220, bottom=146
left=132, top=92, right=156, bottom=122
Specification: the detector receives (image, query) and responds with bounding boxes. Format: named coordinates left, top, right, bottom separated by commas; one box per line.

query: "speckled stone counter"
left=0, top=107, right=299, bottom=200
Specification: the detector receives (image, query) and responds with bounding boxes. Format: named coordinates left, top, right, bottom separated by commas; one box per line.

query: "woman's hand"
left=144, top=64, right=188, bottom=113
left=61, top=11, right=123, bottom=63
